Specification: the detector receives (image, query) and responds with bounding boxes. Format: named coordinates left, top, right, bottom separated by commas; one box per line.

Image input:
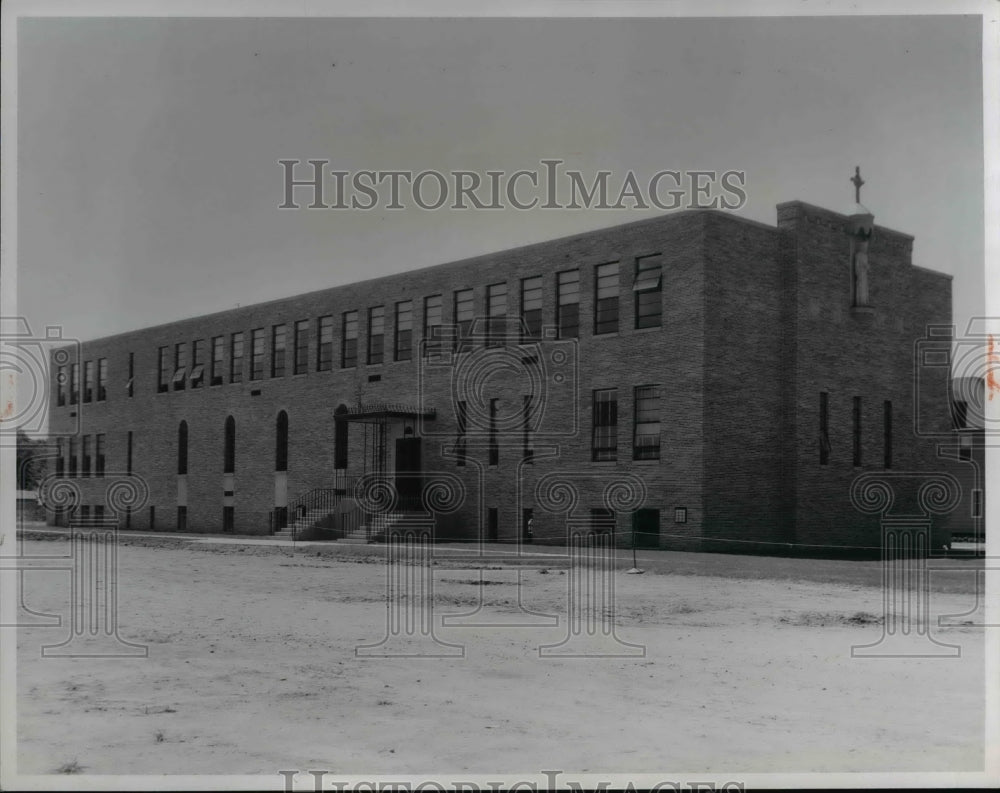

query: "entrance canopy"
left=335, top=401, right=436, bottom=423
left=333, top=402, right=433, bottom=481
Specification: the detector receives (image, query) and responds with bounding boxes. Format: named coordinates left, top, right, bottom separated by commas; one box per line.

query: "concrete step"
left=276, top=511, right=428, bottom=544
left=339, top=524, right=376, bottom=543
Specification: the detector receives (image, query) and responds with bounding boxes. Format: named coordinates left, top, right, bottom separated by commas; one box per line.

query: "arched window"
left=223, top=415, right=236, bottom=474
left=334, top=404, right=349, bottom=470
left=177, top=421, right=189, bottom=475
left=275, top=411, right=288, bottom=472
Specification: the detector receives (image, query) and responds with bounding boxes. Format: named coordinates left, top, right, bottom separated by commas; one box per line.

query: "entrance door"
left=395, top=437, right=422, bottom=507
left=632, top=508, right=660, bottom=548
left=487, top=508, right=499, bottom=542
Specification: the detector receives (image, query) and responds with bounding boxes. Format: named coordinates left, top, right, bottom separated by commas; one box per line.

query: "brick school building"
left=45, top=196, right=962, bottom=556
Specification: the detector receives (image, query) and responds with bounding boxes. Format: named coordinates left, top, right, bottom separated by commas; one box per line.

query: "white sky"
left=15, top=14, right=986, bottom=344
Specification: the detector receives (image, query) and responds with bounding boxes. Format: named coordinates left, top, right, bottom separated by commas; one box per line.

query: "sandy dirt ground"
left=14, top=537, right=986, bottom=776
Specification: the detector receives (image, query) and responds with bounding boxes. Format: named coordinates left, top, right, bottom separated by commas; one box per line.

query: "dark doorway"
left=395, top=437, right=422, bottom=507
left=632, top=508, right=660, bottom=549
left=487, top=508, right=499, bottom=542
left=522, top=508, right=534, bottom=543
left=223, top=506, right=234, bottom=533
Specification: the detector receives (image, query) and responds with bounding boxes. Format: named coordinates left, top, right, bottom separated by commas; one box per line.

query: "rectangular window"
left=456, top=400, right=467, bottom=467
left=70, top=362, right=80, bottom=403
left=594, top=262, right=620, bottom=335
left=951, top=400, right=969, bottom=430
left=972, top=489, right=983, bottom=519
left=820, top=392, right=830, bottom=465
left=250, top=329, right=265, bottom=380
left=190, top=340, right=205, bottom=389
left=173, top=343, right=187, bottom=391
left=487, top=283, right=508, bottom=348
left=523, top=394, right=533, bottom=462
left=317, top=315, right=334, bottom=371
left=97, top=358, right=108, bottom=401
left=127, top=352, right=135, bottom=397
left=368, top=306, right=385, bottom=365
left=633, top=385, right=661, bottom=460
left=149, top=505, right=156, bottom=531
left=342, top=311, right=358, bottom=368
left=634, top=254, right=663, bottom=329
left=489, top=398, right=499, bottom=466
left=271, top=324, right=286, bottom=378
left=95, top=505, right=104, bottom=524
left=853, top=396, right=863, bottom=467
left=454, top=289, right=474, bottom=353
left=57, top=365, right=66, bottom=406
left=294, top=320, right=309, bottom=374
left=883, top=400, right=893, bottom=469
left=959, top=435, right=972, bottom=461
left=557, top=270, right=580, bottom=340
left=81, top=436, right=91, bottom=478
left=95, top=434, right=105, bottom=477
left=520, top=277, right=543, bottom=342
left=592, top=388, right=618, bottom=461
left=83, top=360, right=94, bottom=403
left=56, top=440, right=65, bottom=477
left=210, top=336, right=224, bottom=386
left=80, top=505, right=90, bottom=524
left=177, top=506, right=187, bottom=532
left=158, top=348, right=170, bottom=393
left=230, top=332, right=244, bottom=383
left=394, top=301, right=413, bottom=361
left=69, top=438, right=77, bottom=477
left=126, top=431, right=133, bottom=475
left=424, top=295, right=443, bottom=356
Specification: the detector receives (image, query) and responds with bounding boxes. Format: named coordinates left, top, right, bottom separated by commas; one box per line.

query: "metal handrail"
left=285, top=477, right=360, bottom=540
left=284, top=480, right=434, bottom=542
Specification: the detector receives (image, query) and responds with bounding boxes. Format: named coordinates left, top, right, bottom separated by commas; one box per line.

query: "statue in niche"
left=853, top=231, right=871, bottom=307
left=849, top=166, right=872, bottom=308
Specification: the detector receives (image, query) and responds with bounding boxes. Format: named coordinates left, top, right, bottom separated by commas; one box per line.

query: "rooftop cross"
left=851, top=165, right=865, bottom=204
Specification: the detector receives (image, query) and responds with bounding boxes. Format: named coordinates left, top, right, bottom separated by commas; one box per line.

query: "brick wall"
left=777, top=201, right=957, bottom=555
left=46, top=202, right=956, bottom=555
left=702, top=212, right=786, bottom=552
left=47, top=211, right=708, bottom=543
